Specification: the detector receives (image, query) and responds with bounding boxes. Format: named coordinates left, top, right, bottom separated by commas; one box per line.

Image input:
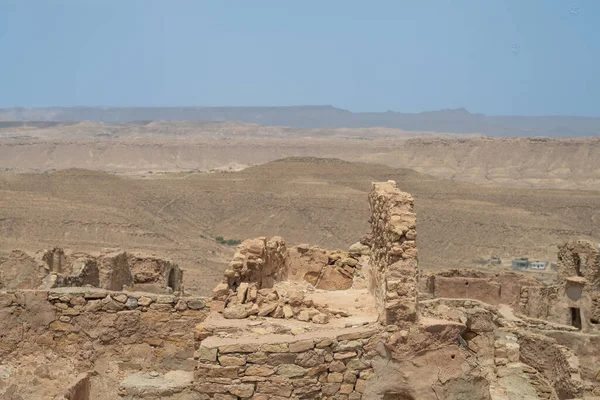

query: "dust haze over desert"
left=1, top=2, right=600, bottom=400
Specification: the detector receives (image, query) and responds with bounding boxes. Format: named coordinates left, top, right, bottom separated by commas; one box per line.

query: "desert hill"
left=1, top=121, right=599, bottom=190
left=1, top=157, right=599, bottom=295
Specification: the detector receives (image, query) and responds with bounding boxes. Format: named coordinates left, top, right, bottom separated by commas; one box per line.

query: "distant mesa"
left=1, top=106, right=599, bottom=137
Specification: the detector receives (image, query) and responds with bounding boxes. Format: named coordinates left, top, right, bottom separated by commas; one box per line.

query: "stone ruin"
left=518, top=239, right=600, bottom=332
left=1, top=181, right=600, bottom=400
left=211, top=236, right=369, bottom=324
left=0, top=247, right=183, bottom=294
left=368, top=181, right=418, bottom=325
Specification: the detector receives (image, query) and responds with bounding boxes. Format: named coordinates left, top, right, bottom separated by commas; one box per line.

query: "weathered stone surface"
left=219, top=355, right=246, bottom=367
left=219, top=343, right=260, bottom=353
left=124, top=297, right=138, bottom=310
left=337, top=329, right=379, bottom=341
left=227, top=383, right=254, bottom=397
left=276, top=364, right=306, bottom=378
left=354, top=379, right=366, bottom=393
left=156, top=295, right=175, bottom=304
left=49, top=320, right=74, bottom=332
left=257, top=379, right=293, bottom=396
left=329, top=360, right=347, bottom=373
left=187, top=299, right=205, bottom=310
left=289, top=339, right=314, bottom=353
left=195, top=364, right=239, bottom=379
left=295, top=351, right=325, bottom=368
left=369, top=181, right=418, bottom=325
left=267, top=353, right=297, bottom=366
left=323, top=383, right=342, bottom=395
left=113, top=293, right=128, bottom=303
left=246, top=352, right=268, bottom=364
left=245, top=365, right=275, bottom=377
left=222, top=304, right=251, bottom=319
left=258, top=302, right=277, bottom=316
left=312, top=313, right=330, bottom=324
left=261, top=343, right=288, bottom=353
left=137, top=296, right=153, bottom=307
left=195, top=346, right=218, bottom=362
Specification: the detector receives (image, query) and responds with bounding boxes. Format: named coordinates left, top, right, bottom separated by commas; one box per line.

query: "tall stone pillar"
left=368, top=181, right=418, bottom=325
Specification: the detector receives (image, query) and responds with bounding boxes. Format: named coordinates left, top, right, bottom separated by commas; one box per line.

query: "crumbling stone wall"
left=519, top=239, right=600, bottom=332
left=518, top=332, right=584, bottom=399
left=222, top=236, right=289, bottom=289
left=214, top=237, right=362, bottom=323
left=128, top=254, right=183, bottom=293
left=519, top=285, right=566, bottom=324
left=368, top=181, right=418, bottom=325
left=557, top=239, right=600, bottom=286
left=1, top=247, right=184, bottom=294
left=420, top=269, right=539, bottom=306
left=287, top=245, right=360, bottom=291
left=39, top=247, right=67, bottom=274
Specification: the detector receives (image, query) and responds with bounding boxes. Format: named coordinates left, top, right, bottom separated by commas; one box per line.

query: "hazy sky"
left=0, top=1, right=598, bottom=115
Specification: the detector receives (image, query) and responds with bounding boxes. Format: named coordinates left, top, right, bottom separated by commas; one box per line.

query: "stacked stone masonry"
left=0, top=247, right=184, bottom=294
left=213, top=237, right=365, bottom=324
left=194, top=329, right=378, bottom=400
left=368, top=181, right=418, bottom=325
left=3, top=182, right=600, bottom=399
left=517, top=239, right=600, bottom=333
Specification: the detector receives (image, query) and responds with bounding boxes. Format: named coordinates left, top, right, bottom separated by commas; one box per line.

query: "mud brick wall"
left=194, top=329, right=379, bottom=399
left=368, top=181, right=418, bottom=325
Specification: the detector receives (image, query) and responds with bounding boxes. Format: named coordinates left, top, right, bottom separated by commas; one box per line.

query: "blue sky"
left=0, top=0, right=598, bottom=115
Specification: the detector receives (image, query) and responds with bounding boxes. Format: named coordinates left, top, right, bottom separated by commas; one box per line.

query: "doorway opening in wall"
left=167, top=270, right=177, bottom=292
left=570, top=307, right=582, bottom=330
left=573, top=253, right=585, bottom=277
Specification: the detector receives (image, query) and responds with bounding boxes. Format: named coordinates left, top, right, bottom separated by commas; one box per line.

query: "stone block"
left=289, top=339, right=314, bottom=353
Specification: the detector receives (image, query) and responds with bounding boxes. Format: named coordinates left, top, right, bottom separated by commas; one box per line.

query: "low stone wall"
left=420, top=269, right=540, bottom=306
left=194, top=329, right=379, bottom=400
left=368, top=181, right=418, bottom=325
